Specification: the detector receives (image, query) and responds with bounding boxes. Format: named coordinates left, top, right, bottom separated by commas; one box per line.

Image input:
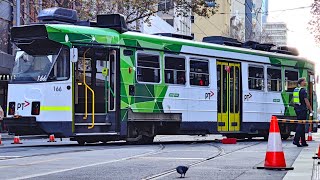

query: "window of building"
left=136, top=53, right=160, bottom=83
left=267, top=68, right=282, bottom=92
left=248, top=66, right=264, bottom=90
left=165, top=56, right=186, bottom=85
left=190, top=59, right=209, bottom=86
left=285, top=70, right=298, bottom=92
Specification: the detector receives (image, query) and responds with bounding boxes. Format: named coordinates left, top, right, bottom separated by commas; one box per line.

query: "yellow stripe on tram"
left=40, top=106, right=71, bottom=111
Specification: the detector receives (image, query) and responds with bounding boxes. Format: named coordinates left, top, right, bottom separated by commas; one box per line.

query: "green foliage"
left=309, top=0, right=320, bottom=45
left=23, top=0, right=219, bottom=27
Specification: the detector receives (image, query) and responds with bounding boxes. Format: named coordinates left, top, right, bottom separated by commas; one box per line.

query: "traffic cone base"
left=257, top=166, right=294, bottom=170
left=312, top=144, right=320, bottom=159
left=0, top=135, right=3, bottom=146
left=257, top=116, right=294, bottom=171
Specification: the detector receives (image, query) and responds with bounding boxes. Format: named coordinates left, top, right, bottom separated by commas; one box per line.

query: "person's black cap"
left=298, top=77, right=306, bottom=85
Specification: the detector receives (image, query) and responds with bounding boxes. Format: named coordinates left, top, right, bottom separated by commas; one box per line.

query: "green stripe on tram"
left=40, top=106, right=71, bottom=111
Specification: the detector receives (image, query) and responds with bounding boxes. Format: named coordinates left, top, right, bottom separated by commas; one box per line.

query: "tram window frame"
left=164, top=55, right=186, bottom=85
left=136, top=52, right=161, bottom=84
left=285, top=69, right=298, bottom=92
left=248, top=66, right=264, bottom=91
left=267, top=68, right=282, bottom=92
left=189, top=58, right=210, bottom=87
left=49, top=48, right=70, bottom=81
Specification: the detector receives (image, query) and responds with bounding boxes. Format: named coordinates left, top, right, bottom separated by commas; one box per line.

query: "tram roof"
left=19, top=24, right=316, bottom=67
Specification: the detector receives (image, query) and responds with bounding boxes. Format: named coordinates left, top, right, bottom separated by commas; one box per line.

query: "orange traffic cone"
left=257, top=116, right=294, bottom=170
left=11, top=136, right=22, bottom=144
left=48, top=134, right=56, bottom=142
left=312, top=144, right=320, bottom=160
left=307, top=125, right=313, bottom=141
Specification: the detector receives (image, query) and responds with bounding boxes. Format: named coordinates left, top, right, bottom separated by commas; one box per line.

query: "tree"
left=309, top=0, right=320, bottom=45
left=18, top=0, right=219, bottom=30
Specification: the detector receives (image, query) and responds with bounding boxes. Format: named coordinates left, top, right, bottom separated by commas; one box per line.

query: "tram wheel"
left=137, top=135, right=154, bottom=144
left=77, top=140, right=86, bottom=146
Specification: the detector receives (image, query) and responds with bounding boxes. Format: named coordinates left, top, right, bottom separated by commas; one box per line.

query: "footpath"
left=283, top=132, right=320, bottom=180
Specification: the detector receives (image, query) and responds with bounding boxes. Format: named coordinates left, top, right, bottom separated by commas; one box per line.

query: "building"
left=192, top=0, right=231, bottom=41
left=0, top=0, right=14, bottom=121
left=261, top=0, right=268, bottom=24
left=263, top=22, right=288, bottom=46
left=230, top=0, right=264, bottom=42
left=142, top=0, right=191, bottom=36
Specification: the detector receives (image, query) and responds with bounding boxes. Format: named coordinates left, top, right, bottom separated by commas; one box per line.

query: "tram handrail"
left=82, top=49, right=95, bottom=129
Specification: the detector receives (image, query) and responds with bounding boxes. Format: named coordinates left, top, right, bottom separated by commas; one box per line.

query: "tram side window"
left=285, top=70, right=298, bottom=92
left=248, top=66, right=264, bottom=90
left=137, top=53, right=160, bottom=83
left=165, top=56, right=186, bottom=85
left=190, top=59, right=209, bottom=86
left=49, top=50, right=70, bottom=81
left=267, top=68, right=282, bottom=92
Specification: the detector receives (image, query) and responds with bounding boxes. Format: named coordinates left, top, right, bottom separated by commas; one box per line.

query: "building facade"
left=192, top=0, right=231, bottom=41
left=0, top=0, right=14, bottom=122
left=230, top=0, right=264, bottom=42
left=142, top=0, right=192, bottom=36
left=263, top=22, right=288, bottom=46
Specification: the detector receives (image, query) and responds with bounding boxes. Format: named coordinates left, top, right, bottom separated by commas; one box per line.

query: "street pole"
left=8, top=0, right=14, bottom=55
left=16, top=0, right=20, bottom=26
left=245, top=0, right=253, bottom=41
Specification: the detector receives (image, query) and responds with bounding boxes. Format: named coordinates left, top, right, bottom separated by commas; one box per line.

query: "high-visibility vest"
left=293, top=87, right=302, bottom=105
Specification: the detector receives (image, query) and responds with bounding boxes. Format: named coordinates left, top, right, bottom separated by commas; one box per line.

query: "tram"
left=4, top=7, right=318, bottom=144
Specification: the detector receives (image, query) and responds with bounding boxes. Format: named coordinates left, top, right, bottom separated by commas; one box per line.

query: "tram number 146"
left=54, top=86, right=62, bottom=92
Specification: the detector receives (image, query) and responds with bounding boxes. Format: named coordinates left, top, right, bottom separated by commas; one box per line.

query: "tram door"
left=217, top=61, right=241, bottom=132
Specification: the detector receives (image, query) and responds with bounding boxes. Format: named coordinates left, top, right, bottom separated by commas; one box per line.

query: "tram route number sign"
left=244, top=93, right=252, bottom=101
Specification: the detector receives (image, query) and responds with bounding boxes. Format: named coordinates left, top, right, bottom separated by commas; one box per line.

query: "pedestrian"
left=292, top=77, right=313, bottom=147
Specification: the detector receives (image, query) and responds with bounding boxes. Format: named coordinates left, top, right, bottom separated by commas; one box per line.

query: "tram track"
left=142, top=141, right=263, bottom=180
left=0, top=142, right=166, bottom=161
left=0, top=139, right=220, bottom=161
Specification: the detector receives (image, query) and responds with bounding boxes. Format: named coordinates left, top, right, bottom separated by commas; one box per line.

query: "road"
left=0, top=135, right=303, bottom=180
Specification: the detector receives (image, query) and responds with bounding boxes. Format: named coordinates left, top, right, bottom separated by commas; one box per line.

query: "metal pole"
left=39, top=0, right=42, bottom=11
left=16, top=0, right=20, bottom=26
left=8, top=0, right=14, bottom=54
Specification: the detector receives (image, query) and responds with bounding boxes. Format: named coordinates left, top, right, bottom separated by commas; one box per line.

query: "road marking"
left=8, top=146, right=164, bottom=180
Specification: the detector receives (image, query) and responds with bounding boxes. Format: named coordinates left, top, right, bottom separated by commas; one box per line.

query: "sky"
left=268, top=0, right=320, bottom=107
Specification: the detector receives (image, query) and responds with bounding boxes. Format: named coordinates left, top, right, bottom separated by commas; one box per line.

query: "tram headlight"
left=31, top=102, right=40, bottom=115
left=8, top=102, right=15, bottom=115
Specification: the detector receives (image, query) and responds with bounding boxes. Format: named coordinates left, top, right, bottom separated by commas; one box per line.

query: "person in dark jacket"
left=292, top=78, right=313, bottom=147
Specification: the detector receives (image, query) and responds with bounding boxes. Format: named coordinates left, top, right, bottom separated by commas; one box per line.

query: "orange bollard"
left=48, top=134, right=56, bottom=142
left=312, top=144, right=320, bottom=160
left=307, top=124, right=313, bottom=141
left=257, top=116, right=294, bottom=170
left=11, top=136, right=22, bottom=144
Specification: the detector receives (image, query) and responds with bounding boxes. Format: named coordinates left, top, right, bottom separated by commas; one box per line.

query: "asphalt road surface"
left=0, top=135, right=302, bottom=180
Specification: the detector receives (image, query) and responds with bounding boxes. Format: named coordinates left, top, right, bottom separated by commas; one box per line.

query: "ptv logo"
left=205, top=91, right=214, bottom=100
left=17, top=101, right=30, bottom=110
